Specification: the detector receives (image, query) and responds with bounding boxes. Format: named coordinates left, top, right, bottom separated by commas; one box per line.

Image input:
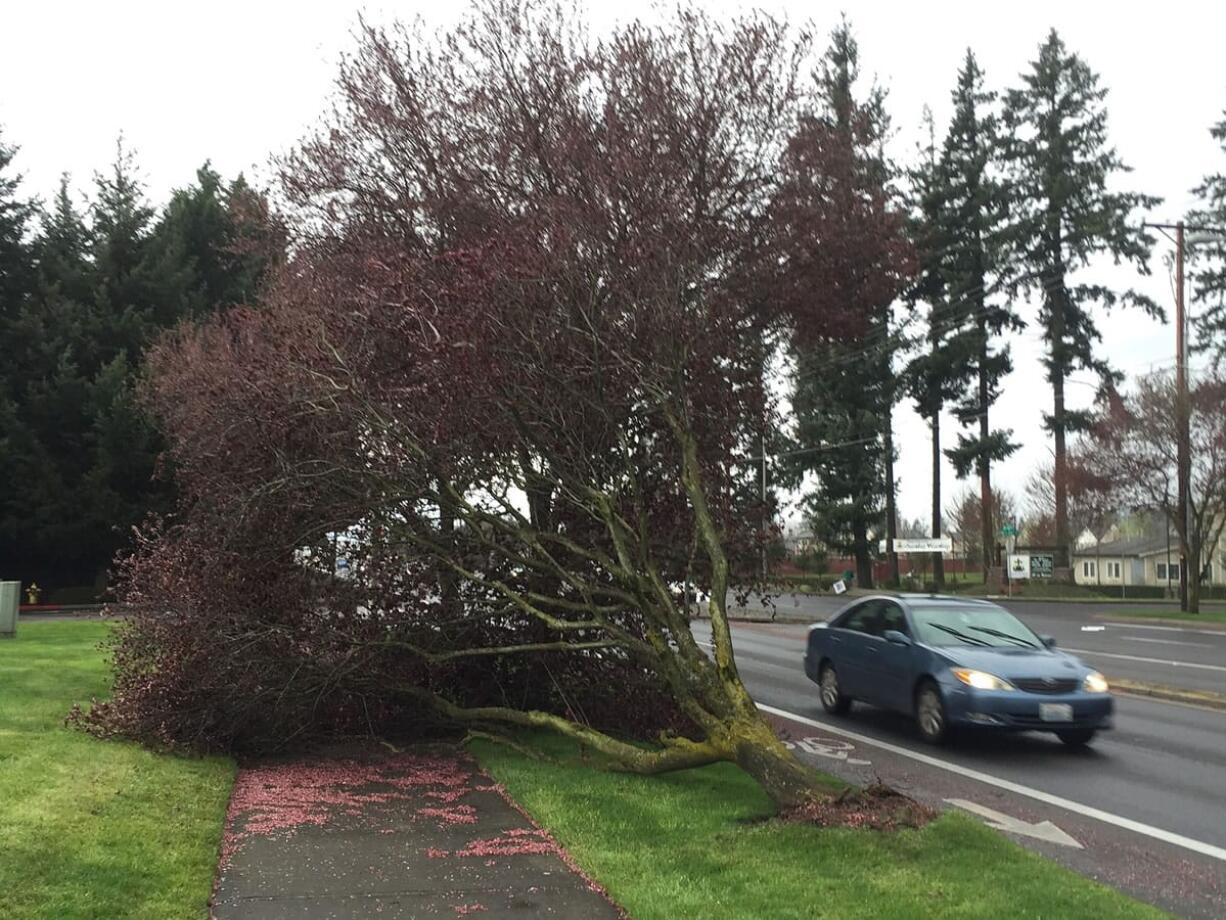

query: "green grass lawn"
left=0, top=620, right=234, bottom=920
left=473, top=736, right=1168, bottom=920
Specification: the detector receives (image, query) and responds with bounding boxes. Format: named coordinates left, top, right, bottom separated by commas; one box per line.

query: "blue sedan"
left=804, top=595, right=1114, bottom=746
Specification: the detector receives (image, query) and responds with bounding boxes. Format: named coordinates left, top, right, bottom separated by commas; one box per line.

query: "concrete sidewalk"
left=212, top=745, right=623, bottom=919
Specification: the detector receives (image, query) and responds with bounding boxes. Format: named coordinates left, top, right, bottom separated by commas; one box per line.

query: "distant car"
left=804, top=595, right=1113, bottom=746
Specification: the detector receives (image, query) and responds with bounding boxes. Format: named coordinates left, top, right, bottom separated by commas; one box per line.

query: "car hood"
left=931, top=645, right=1088, bottom=678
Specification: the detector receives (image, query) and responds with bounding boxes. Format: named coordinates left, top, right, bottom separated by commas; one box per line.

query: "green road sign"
left=1001, top=523, right=1018, bottom=537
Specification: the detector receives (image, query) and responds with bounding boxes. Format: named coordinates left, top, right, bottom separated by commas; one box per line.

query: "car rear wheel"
left=915, top=681, right=949, bottom=745
left=1057, top=728, right=1097, bottom=747
left=818, top=662, right=851, bottom=714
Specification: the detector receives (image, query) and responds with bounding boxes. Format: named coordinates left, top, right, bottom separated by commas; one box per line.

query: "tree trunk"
left=1052, top=365, right=1069, bottom=567
left=884, top=407, right=900, bottom=587
left=1187, top=531, right=1201, bottom=614
left=1047, top=198, right=1070, bottom=570
left=853, top=519, right=873, bottom=589
left=979, top=471, right=994, bottom=584
left=932, top=413, right=945, bottom=589
left=667, top=409, right=834, bottom=809
left=437, top=480, right=460, bottom=618
left=978, top=320, right=994, bottom=583
left=728, top=714, right=831, bottom=809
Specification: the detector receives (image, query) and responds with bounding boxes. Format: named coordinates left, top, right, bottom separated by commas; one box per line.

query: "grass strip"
left=472, top=733, right=1168, bottom=920
left=0, top=620, right=234, bottom=920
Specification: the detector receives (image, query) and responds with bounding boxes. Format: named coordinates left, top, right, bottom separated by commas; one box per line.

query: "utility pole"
left=1176, top=222, right=1190, bottom=612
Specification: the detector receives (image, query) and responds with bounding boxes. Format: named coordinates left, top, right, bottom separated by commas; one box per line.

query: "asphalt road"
left=730, top=593, right=1226, bottom=695
left=696, top=618, right=1226, bottom=919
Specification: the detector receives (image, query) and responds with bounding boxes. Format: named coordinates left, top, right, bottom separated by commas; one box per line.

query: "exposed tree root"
left=778, top=782, right=938, bottom=831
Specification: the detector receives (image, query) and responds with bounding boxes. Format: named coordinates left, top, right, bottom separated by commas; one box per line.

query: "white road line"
left=1102, top=621, right=1226, bottom=638
left=758, top=703, right=1226, bottom=863
left=1122, top=636, right=1202, bottom=647
left=1063, top=647, right=1226, bottom=672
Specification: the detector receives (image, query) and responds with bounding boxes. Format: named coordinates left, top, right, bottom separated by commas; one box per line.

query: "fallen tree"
left=80, top=2, right=913, bottom=811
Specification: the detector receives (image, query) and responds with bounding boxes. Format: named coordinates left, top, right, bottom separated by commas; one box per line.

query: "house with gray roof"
left=1071, top=514, right=1226, bottom=589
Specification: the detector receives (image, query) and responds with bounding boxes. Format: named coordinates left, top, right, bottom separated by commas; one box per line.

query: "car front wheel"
left=915, top=681, right=949, bottom=744
left=1057, top=728, right=1097, bottom=747
left=818, top=662, right=851, bottom=714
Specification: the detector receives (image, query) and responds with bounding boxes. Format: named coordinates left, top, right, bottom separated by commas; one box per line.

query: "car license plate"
left=1040, top=703, right=1073, bottom=722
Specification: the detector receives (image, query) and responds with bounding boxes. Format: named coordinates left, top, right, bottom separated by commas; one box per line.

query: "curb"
left=1109, top=678, right=1226, bottom=711
left=1094, top=614, right=1226, bottom=632
left=966, top=595, right=1226, bottom=607
left=724, top=611, right=818, bottom=624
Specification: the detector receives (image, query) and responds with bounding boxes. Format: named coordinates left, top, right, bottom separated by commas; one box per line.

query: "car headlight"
left=952, top=668, right=1015, bottom=691
left=1083, top=671, right=1110, bottom=693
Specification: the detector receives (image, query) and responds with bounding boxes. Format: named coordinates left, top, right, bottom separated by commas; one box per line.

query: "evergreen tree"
left=904, top=109, right=963, bottom=588
left=1002, top=30, right=1159, bottom=565
left=1189, top=108, right=1226, bottom=358
left=0, top=127, right=36, bottom=315
left=151, top=165, right=281, bottom=317
left=781, top=21, right=912, bottom=588
left=0, top=141, right=284, bottom=591
left=938, top=50, right=1021, bottom=578
left=0, top=129, right=39, bottom=579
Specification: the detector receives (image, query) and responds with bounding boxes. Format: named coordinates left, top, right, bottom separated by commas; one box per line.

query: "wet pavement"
left=212, top=746, right=623, bottom=920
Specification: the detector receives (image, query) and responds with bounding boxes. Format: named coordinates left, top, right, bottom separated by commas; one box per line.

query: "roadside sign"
left=877, top=536, right=953, bottom=554
left=1002, top=523, right=1019, bottom=537
left=1029, top=554, right=1054, bottom=579
left=1008, top=554, right=1030, bottom=579
left=832, top=580, right=847, bottom=595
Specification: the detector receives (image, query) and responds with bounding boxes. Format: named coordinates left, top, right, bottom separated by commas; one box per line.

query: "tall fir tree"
left=1003, top=29, right=1159, bottom=566
left=781, top=20, right=912, bottom=588
left=904, top=109, right=963, bottom=588
left=1188, top=108, right=1226, bottom=358
left=0, top=128, right=40, bottom=578
left=938, top=50, right=1021, bottom=578
left=0, top=139, right=283, bottom=591
left=0, top=127, right=36, bottom=315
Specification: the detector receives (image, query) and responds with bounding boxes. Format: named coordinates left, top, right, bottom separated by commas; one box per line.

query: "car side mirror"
left=883, top=629, right=912, bottom=646
left=1040, top=635, right=1057, bottom=649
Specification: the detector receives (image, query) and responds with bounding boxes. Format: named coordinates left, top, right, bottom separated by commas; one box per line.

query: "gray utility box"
left=0, top=581, right=19, bottom=638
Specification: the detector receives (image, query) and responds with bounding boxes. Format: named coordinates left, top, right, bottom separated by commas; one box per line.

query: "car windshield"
left=910, top=606, right=1041, bottom=649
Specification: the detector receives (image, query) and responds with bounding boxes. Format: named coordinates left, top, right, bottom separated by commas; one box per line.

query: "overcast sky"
left=3, top=1, right=1224, bottom=527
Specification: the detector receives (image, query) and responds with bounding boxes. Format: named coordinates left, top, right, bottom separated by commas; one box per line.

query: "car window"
left=836, top=601, right=880, bottom=635
left=879, top=602, right=908, bottom=637
left=910, top=605, right=1041, bottom=649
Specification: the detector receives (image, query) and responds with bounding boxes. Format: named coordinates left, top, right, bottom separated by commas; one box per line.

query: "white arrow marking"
left=1080, top=626, right=1106, bottom=632
left=946, top=799, right=1083, bottom=848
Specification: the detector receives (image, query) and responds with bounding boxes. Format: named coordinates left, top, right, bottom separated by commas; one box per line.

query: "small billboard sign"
left=877, top=536, right=953, bottom=554
left=1029, top=554, right=1054, bottom=579
left=1008, top=554, right=1030, bottom=580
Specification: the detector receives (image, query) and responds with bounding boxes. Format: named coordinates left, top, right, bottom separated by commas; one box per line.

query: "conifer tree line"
left=3, top=17, right=1225, bottom=596
left=0, top=135, right=282, bottom=593
left=786, top=25, right=1184, bottom=589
